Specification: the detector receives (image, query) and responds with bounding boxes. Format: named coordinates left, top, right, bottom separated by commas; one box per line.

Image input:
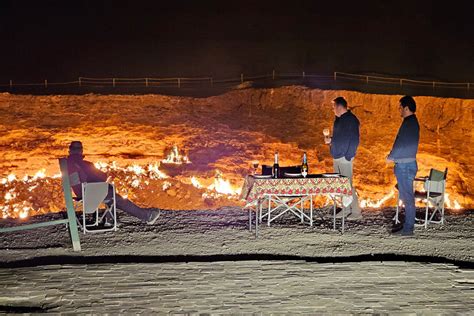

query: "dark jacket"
left=66, top=154, right=107, bottom=198
left=388, top=114, right=420, bottom=163
left=330, top=110, right=360, bottom=160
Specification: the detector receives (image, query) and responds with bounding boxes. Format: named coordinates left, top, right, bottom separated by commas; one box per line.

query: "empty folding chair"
left=394, top=168, right=447, bottom=228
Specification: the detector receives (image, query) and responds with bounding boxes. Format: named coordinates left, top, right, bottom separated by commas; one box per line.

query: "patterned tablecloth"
left=240, top=175, right=353, bottom=203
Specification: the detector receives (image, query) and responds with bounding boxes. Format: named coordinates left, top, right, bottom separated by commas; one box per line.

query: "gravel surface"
left=1, top=207, right=472, bottom=264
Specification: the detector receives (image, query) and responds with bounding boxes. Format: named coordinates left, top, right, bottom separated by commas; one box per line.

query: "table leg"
left=267, top=195, right=271, bottom=227
left=300, top=199, right=304, bottom=223
left=310, top=195, right=313, bottom=227
left=341, top=198, right=345, bottom=233
left=256, top=201, right=261, bottom=237
left=248, top=208, right=252, bottom=232
left=333, top=199, right=336, bottom=230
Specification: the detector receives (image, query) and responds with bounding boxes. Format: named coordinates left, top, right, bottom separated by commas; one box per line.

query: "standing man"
left=387, top=96, right=420, bottom=236
left=324, top=97, right=362, bottom=219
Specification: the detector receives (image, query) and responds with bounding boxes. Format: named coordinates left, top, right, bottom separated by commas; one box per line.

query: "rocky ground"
left=1, top=208, right=473, bottom=263
left=0, top=207, right=473, bottom=313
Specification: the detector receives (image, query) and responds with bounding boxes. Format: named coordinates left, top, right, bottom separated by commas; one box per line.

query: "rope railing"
left=334, top=72, right=472, bottom=90
left=0, top=71, right=472, bottom=93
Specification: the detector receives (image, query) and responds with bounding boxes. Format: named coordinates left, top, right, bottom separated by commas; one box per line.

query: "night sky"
left=1, top=0, right=473, bottom=83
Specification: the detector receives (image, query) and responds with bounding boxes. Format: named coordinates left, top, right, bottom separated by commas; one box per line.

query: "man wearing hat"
left=66, top=141, right=161, bottom=225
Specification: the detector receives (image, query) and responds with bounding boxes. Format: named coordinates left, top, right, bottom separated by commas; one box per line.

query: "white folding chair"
left=76, top=182, right=117, bottom=234
left=394, top=168, right=447, bottom=228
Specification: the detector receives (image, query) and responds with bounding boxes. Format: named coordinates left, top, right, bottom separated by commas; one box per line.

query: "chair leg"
left=394, top=193, right=400, bottom=224
left=424, top=202, right=429, bottom=229
left=441, top=201, right=445, bottom=225
left=82, top=210, right=87, bottom=234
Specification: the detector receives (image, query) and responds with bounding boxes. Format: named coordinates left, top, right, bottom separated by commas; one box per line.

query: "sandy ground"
left=1, top=207, right=472, bottom=264
left=1, top=208, right=472, bottom=313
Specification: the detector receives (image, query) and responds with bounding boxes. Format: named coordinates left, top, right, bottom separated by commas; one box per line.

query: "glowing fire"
left=360, top=190, right=396, bottom=208
left=0, top=163, right=243, bottom=219
left=162, top=145, right=190, bottom=164
left=190, top=176, right=203, bottom=189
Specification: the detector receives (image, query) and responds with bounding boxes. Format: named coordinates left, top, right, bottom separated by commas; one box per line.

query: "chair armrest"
left=415, top=177, right=428, bottom=182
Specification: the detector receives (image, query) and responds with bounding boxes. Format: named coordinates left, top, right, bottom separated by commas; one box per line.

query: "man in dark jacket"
left=67, top=141, right=160, bottom=224
left=325, top=97, right=362, bottom=219
left=387, top=96, right=420, bottom=236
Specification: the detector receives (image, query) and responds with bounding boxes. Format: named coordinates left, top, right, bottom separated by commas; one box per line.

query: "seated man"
left=66, top=141, right=160, bottom=225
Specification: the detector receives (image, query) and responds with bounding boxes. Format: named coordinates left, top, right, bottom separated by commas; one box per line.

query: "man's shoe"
left=146, top=210, right=161, bottom=225
left=335, top=209, right=351, bottom=218
left=347, top=213, right=363, bottom=220
left=392, top=229, right=415, bottom=237
left=391, top=223, right=403, bottom=233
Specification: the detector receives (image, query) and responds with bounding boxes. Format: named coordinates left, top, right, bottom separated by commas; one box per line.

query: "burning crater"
left=0, top=87, right=472, bottom=219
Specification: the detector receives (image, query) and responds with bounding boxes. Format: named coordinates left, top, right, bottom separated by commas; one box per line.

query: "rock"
left=166, top=189, right=177, bottom=197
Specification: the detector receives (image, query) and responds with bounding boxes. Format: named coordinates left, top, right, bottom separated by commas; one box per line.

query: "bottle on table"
left=301, top=152, right=308, bottom=178
left=273, top=151, right=279, bottom=179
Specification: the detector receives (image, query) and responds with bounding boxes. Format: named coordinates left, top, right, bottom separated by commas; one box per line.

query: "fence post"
left=210, top=77, right=213, bottom=86
left=178, top=78, right=181, bottom=88
left=433, top=81, right=435, bottom=89
left=302, top=71, right=305, bottom=79
left=113, top=78, right=115, bottom=87
left=400, top=79, right=403, bottom=87
left=468, top=83, right=470, bottom=91
left=366, top=76, right=369, bottom=84
left=9, top=80, right=12, bottom=89
left=79, top=77, right=82, bottom=87
left=145, top=78, right=148, bottom=87
left=272, top=69, right=275, bottom=80
left=334, top=72, right=337, bottom=81
left=45, top=79, right=48, bottom=88
left=241, top=73, right=244, bottom=84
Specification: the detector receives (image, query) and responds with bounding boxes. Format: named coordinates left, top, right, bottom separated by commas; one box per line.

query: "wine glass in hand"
left=323, top=128, right=331, bottom=144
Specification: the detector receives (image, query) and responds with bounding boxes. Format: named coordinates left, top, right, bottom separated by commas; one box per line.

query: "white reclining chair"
left=394, top=168, right=447, bottom=228
left=76, top=182, right=118, bottom=234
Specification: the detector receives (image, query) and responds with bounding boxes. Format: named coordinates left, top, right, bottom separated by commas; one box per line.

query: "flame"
left=162, top=181, right=171, bottom=191
left=147, top=163, right=168, bottom=179
left=128, top=164, right=145, bottom=175
left=190, top=176, right=203, bottom=189
left=208, top=171, right=241, bottom=195
left=453, top=200, right=461, bottom=210
left=19, top=207, right=29, bottom=219
left=444, top=193, right=461, bottom=210
left=359, top=190, right=395, bottom=208
left=32, top=169, right=46, bottom=180
left=4, top=191, right=14, bottom=201
left=162, top=145, right=191, bottom=164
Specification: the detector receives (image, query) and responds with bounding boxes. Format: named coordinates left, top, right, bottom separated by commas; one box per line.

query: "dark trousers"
left=107, top=185, right=151, bottom=222
left=394, top=161, right=418, bottom=233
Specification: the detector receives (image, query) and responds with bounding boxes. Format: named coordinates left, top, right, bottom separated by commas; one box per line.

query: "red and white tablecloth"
left=241, top=176, right=353, bottom=203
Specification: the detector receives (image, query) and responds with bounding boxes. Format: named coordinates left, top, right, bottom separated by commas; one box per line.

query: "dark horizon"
left=1, top=0, right=473, bottom=83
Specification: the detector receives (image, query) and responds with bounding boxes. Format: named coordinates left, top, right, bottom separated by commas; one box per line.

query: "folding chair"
left=394, top=168, right=447, bottom=228
left=0, top=158, right=82, bottom=251
left=75, top=182, right=118, bottom=234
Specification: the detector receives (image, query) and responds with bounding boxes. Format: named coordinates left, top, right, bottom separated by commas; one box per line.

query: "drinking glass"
left=251, top=160, right=259, bottom=174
